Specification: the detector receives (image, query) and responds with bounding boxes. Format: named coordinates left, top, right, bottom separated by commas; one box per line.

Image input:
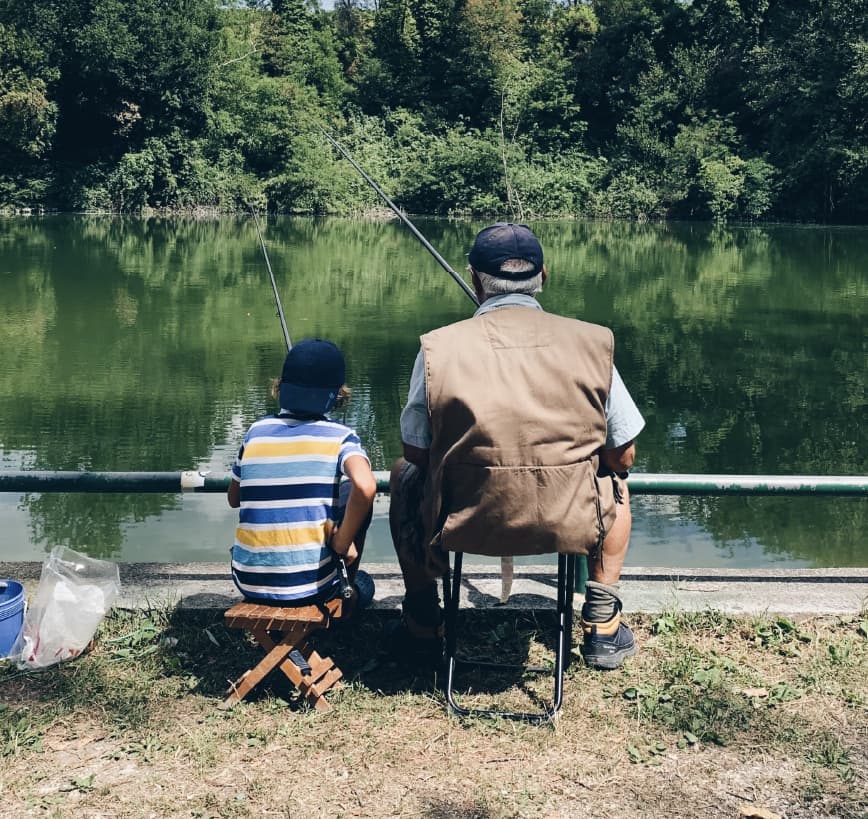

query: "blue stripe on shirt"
left=232, top=567, right=336, bottom=592
left=240, top=460, right=340, bottom=481
left=240, top=482, right=337, bottom=502
left=238, top=505, right=336, bottom=525
left=232, top=544, right=327, bottom=568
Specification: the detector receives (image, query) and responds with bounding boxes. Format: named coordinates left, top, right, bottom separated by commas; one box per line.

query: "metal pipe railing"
left=2, top=469, right=865, bottom=596
left=0, top=471, right=867, bottom=496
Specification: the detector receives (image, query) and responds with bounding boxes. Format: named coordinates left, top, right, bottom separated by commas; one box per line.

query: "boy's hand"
left=330, top=528, right=359, bottom=565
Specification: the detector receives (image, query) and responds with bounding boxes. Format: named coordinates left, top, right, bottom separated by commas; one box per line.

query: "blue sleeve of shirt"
left=338, top=429, right=370, bottom=474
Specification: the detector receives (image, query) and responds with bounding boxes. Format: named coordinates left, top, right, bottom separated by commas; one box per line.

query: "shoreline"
left=2, top=561, right=866, bottom=616
left=4, top=211, right=866, bottom=228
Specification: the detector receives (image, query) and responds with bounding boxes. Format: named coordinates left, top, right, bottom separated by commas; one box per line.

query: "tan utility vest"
left=421, top=306, right=616, bottom=557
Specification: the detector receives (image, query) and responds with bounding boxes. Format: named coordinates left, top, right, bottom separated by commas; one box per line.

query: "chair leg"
left=551, top=553, right=577, bottom=712
left=561, top=553, right=576, bottom=672
left=255, top=628, right=343, bottom=712
left=443, top=552, right=574, bottom=723
left=222, top=622, right=342, bottom=711
left=443, top=552, right=462, bottom=716
left=222, top=629, right=304, bottom=707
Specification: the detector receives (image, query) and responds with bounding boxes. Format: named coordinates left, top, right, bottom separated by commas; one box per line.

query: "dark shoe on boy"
left=353, top=569, right=376, bottom=610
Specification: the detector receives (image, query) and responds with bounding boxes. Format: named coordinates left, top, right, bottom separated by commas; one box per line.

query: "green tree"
left=264, top=0, right=348, bottom=103
left=743, top=0, right=868, bottom=221
left=0, top=24, right=56, bottom=161
left=357, top=0, right=515, bottom=126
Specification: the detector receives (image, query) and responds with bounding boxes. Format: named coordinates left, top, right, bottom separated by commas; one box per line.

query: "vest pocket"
left=440, top=461, right=605, bottom=556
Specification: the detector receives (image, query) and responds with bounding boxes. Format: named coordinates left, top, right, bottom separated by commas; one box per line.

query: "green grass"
left=0, top=605, right=865, bottom=818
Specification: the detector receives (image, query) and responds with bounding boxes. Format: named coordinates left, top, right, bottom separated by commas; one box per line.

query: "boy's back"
left=231, top=415, right=368, bottom=602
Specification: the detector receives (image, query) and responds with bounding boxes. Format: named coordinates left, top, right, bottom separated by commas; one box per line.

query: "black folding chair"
left=441, top=551, right=577, bottom=724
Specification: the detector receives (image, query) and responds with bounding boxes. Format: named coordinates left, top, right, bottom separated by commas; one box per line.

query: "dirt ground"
left=1, top=608, right=865, bottom=818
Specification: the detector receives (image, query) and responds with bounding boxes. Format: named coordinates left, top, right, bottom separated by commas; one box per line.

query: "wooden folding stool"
left=222, top=598, right=344, bottom=711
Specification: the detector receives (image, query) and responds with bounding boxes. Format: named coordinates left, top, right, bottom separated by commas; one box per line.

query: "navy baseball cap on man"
left=279, top=338, right=346, bottom=416
left=467, top=223, right=544, bottom=280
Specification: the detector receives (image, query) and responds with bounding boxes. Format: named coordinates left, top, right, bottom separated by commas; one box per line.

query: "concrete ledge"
left=2, top=561, right=867, bottom=616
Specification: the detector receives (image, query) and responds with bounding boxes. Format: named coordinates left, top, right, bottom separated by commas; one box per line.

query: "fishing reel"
left=335, top=556, right=356, bottom=600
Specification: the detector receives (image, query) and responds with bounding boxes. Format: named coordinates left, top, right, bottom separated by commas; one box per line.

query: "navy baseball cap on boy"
left=467, top=223, right=544, bottom=279
left=279, top=338, right=346, bottom=416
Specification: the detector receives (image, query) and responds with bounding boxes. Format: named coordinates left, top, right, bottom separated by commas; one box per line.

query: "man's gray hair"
left=472, top=258, right=543, bottom=297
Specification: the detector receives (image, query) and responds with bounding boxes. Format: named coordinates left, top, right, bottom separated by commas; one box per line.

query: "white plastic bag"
left=12, top=546, right=120, bottom=669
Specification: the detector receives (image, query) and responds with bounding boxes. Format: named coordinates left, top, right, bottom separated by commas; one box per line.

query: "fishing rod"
left=319, top=127, right=480, bottom=308
left=251, top=209, right=291, bottom=351
left=319, top=130, right=519, bottom=600
left=249, top=207, right=354, bottom=601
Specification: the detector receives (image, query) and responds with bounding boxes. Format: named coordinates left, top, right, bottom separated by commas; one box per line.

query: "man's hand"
left=600, top=440, right=636, bottom=475
left=402, top=443, right=429, bottom=468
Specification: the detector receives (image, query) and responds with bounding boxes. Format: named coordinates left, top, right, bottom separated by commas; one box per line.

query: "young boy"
left=227, top=338, right=377, bottom=607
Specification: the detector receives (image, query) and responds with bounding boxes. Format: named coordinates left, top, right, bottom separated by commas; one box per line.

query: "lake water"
left=0, top=215, right=865, bottom=568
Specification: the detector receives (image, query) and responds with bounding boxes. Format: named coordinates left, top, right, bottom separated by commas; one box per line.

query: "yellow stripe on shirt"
left=235, top=525, right=326, bottom=548
left=243, top=439, right=343, bottom=459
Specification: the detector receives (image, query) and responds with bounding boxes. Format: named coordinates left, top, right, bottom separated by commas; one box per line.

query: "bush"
left=0, top=171, right=50, bottom=210
left=107, top=148, right=160, bottom=212
left=510, top=151, right=608, bottom=217
left=397, top=127, right=504, bottom=214
left=738, top=157, right=778, bottom=220
left=697, top=155, right=745, bottom=221
left=590, top=172, right=663, bottom=220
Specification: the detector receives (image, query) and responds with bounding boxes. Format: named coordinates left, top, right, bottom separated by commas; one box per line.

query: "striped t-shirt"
left=230, top=415, right=369, bottom=602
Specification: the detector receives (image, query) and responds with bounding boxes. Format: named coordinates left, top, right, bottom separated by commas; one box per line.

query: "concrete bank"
left=2, top=561, right=866, bottom=617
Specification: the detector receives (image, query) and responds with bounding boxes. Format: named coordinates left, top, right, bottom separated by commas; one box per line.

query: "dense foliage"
left=1, top=0, right=866, bottom=221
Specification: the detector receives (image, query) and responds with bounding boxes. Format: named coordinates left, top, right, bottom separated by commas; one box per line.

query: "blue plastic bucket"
left=0, top=579, right=25, bottom=658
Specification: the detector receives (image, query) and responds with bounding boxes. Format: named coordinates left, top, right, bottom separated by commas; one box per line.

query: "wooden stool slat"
left=314, top=667, right=343, bottom=693
left=224, top=598, right=343, bottom=629
left=299, top=649, right=334, bottom=681
left=304, top=655, right=335, bottom=683
left=274, top=650, right=343, bottom=709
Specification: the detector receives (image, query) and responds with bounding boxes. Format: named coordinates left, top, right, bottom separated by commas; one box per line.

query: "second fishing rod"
left=319, top=128, right=480, bottom=309
left=250, top=208, right=355, bottom=601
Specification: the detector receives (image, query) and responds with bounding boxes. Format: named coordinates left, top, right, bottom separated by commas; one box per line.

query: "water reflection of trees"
left=0, top=217, right=864, bottom=564
left=24, top=493, right=178, bottom=559
left=676, top=497, right=868, bottom=568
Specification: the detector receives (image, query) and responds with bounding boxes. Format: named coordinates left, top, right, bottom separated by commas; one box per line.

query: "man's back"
left=388, top=222, right=643, bottom=672
left=421, top=306, right=617, bottom=557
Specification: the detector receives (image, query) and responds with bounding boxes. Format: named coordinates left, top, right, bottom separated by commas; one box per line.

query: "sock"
left=582, top=580, right=622, bottom=623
